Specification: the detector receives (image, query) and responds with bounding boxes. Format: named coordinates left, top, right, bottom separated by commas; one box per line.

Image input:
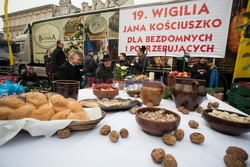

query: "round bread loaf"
left=0, top=95, right=25, bottom=109
left=30, top=104, right=55, bottom=121
left=8, top=104, right=36, bottom=120
left=50, top=110, right=71, bottom=120
left=68, top=101, right=83, bottom=113
left=0, top=107, right=14, bottom=120
left=67, top=111, right=90, bottom=121
left=49, top=94, right=69, bottom=113
left=25, top=92, right=48, bottom=108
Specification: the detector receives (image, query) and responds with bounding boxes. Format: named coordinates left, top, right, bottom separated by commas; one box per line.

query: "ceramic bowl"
left=135, top=107, right=181, bottom=136
left=202, top=109, right=250, bottom=136
left=93, top=84, right=119, bottom=99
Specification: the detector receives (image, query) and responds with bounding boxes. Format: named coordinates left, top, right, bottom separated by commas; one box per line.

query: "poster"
left=119, top=0, right=233, bottom=57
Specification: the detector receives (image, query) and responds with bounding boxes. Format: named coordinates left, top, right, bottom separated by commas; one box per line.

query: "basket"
left=67, top=111, right=106, bottom=131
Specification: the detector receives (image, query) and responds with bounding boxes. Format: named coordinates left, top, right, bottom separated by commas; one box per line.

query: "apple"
left=173, top=71, right=179, bottom=75
left=183, top=74, right=189, bottom=77
left=183, top=71, right=188, bottom=75
left=169, top=71, right=173, bottom=75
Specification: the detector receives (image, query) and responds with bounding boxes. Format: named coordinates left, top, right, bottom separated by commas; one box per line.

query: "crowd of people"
left=15, top=40, right=214, bottom=88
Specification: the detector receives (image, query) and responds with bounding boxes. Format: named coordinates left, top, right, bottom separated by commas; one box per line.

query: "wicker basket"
left=67, top=111, right=106, bottom=131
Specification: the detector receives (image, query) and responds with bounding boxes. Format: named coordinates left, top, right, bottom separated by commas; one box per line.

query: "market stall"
left=0, top=88, right=249, bottom=167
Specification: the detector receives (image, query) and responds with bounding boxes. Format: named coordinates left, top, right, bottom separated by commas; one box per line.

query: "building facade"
left=0, top=0, right=80, bottom=40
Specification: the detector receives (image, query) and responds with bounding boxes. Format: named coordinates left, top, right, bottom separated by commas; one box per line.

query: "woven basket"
left=67, top=111, right=106, bottom=131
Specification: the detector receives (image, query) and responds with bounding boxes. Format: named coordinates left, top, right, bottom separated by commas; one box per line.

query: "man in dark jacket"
left=51, top=40, right=66, bottom=73
left=82, top=50, right=96, bottom=88
left=54, top=52, right=82, bottom=82
left=95, top=54, right=114, bottom=84
left=191, top=58, right=211, bottom=84
left=119, top=53, right=129, bottom=67
left=130, top=46, right=148, bottom=75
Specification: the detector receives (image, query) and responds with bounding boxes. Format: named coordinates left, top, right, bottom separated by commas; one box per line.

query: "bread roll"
left=30, top=104, right=55, bottom=121
left=67, top=112, right=90, bottom=121
left=49, top=94, right=69, bottom=113
left=67, top=98, right=77, bottom=103
left=0, top=107, right=14, bottom=120
left=0, top=95, right=25, bottom=109
left=8, top=104, right=36, bottom=120
left=50, top=110, right=71, bottom=120
left=68, top=101, right=83, bottom=113
left=25, top=92, right=48, bottom=108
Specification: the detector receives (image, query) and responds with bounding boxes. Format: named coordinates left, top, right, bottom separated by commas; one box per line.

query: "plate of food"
left=78, top=98, right=141, bottom=112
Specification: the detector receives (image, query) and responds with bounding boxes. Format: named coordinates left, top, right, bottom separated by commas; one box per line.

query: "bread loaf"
left=51, top=110, right=71, bottom=120
left=30, top=104, right=55, bottom=121
left=25, top=92, right=48, bottom=108
left=0, top=95, right=25, bottom=109
left=8, top=104, right=35, bottom=120
left=49, top=94, right=69, bottom=113
left=0, top=107, right=14, bottom=120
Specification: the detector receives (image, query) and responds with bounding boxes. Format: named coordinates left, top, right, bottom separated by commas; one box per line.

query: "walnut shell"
left=109, top=130, right=119, bottom=142
left=174, top=129, right=185, bottom=141
left=190, top=132, right=205, bottom=144
left=162, top=134, right=177, bottom=146
left=129, top=107, right=137, bottom=114
left=181, top=108, right=190, bottom=115
left=196, top=106, right=204, bottom=114
left=163, top=154, right=177, bottom=167
left=100, top=125, right=111, bottom=135
left=212, top=102, right=219, bottom=108
left=119, top=128, right=129, bottom=138
left=207, top=102, right=213, bottom=109
left=57, top=128, right=71, bottom=139
left=151, top=148, right=165, bottom=164
left=188, top=120, right=199, bottom=129
left=226, top=146, right=248, bottom=161
left=147, top=102, right=154, bottom=107
left=177, top=106, right=185, bottom=112
left=224, top=154, right=246, bottom=167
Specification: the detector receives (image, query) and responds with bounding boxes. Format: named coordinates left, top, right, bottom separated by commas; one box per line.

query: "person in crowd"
left=95, top=54, right=114, bottom=84
left=130, top=46, right=148, bottom=75
left=191, top=57, right=211, bottom=83
left=16, top=67, right=42, bottom=87
left=51, top=40, right=66, bottom=73
left=54, top=52, right=82, bottom=82
left=119, top=52, right=129, bottom=67
left=82, top=49, right=96, bottom=88
left=44, top=49, right=52, bottom=75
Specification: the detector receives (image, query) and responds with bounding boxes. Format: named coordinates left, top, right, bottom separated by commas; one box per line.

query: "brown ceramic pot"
left=171, top=78, right=206, bottom=111
left=52, top=80, right=80, bottom=100
left=140, top=81, right=166, bottom=106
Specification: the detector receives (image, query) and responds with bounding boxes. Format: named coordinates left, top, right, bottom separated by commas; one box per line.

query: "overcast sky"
left=0, top=0, right=161, bottom=32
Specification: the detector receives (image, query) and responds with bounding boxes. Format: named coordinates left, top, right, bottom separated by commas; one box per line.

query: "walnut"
left=57, top=128, right=71, bottom=139
left=196, top=106, right=204, bottom=114
left=134, top=94, right=138, bottom=98
left=181, top=108, right=190, bottom=115
left=177, top=106, right=185, bottom=112
left=129, top=107, right=137, bottom=114
left=174, top=129, right=185, bottom=141
left=109, top=130, right=119, bottom=143
left=100, top=125, right=111, bottom=135
left=207, top=102, right=213, bottom=109
left=119, top=128, right=129, bottom=138
left=151, top=148, right=165, bottom=164
left=226, top=146, right=248, bottom=161
left=190, top=132, right=205, bottom=144
left=163, top=154, right=177, bottom=167
left=162, top=134, right=177, bottom=146
left=147, top=101, right=154, bottom=107
left=212, top=102, right=219, bottom=108
left=224, top=154, right=246, bottom=167
left=188, top=120, right=199, bottom=129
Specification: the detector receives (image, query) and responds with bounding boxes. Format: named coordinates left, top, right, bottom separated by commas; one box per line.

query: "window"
left=14, top=43, right=20, bottom=53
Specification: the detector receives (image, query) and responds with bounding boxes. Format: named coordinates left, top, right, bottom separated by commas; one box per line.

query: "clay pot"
left=171, top=78, right=206, bottom=111
left=52, top=80, right=80, bottom=100
left=140, top=81, right=166, bottom=106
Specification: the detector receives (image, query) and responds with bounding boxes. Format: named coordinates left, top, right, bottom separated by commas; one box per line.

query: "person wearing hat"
left=82, top=49, right=96, bottom=88
left=191, top=57, right=211, bottom=84
left=95, top=54, right=115, bottom=84
left=130, top=46, right=148, bottom=75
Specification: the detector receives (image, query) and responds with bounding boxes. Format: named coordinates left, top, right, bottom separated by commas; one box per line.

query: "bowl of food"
left=93, top=84, right=119, bottom=99
left=202, top=109, right=250, bottom=136
left=135, top=107, right=181, bottom=136
left=126, top=84, right=142, bottom=97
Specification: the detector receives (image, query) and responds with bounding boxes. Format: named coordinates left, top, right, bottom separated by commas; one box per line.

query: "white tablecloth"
left=0, top=89, right=249, bottom=167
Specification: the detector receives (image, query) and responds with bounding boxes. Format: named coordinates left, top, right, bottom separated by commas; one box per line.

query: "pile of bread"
left=0, top=92, right=90, bottom=121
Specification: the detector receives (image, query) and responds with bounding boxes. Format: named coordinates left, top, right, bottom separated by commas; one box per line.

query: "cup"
left=52, top=80, right=80, bottom=100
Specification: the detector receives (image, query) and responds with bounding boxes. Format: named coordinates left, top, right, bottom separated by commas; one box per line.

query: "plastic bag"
left=0, top=78, right=25, bottom=98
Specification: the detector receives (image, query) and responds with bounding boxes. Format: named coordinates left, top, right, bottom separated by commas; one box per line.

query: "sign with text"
left=119, top=0, right=233, bottom=57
